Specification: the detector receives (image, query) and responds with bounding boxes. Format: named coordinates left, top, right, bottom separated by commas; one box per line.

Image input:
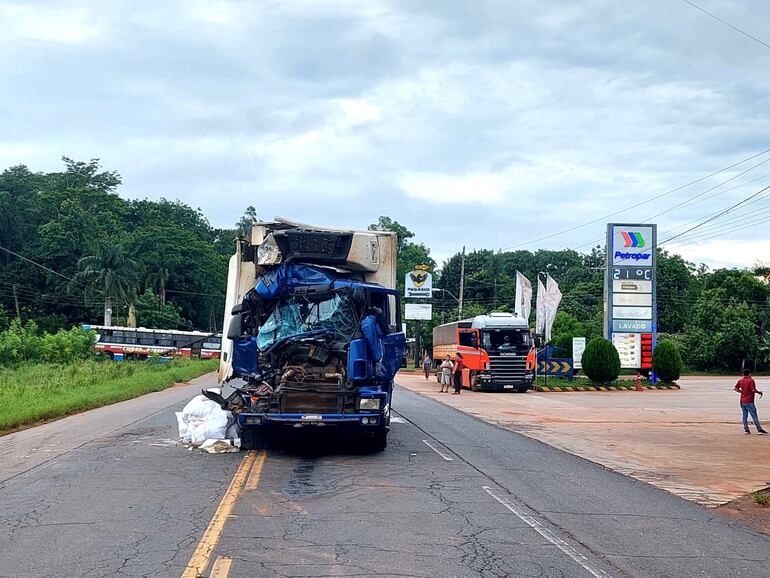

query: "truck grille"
left=281, top=393, right=341, bottom=414
left=488, top=354, right=527, bottom=383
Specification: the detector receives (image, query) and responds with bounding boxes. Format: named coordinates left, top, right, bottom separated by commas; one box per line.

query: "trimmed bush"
left=652, top=339, right=683, bottom=383
left=581, top=337, right=621, bottom=384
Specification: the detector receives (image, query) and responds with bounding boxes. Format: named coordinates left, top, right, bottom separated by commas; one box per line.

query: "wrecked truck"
left=211, top=218, right=406, bottom=451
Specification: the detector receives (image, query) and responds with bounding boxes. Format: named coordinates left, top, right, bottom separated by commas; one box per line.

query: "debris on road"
left=200, top=438, right=240, bottom=454
left=176, top=389, right=234, bottom=447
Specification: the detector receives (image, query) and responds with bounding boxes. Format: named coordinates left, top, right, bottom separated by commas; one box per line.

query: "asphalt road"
left=1, top=376, right=769, bottom=577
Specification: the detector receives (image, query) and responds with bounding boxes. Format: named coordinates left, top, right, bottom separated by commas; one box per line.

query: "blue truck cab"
left=215, top=218, right=405, bottom=451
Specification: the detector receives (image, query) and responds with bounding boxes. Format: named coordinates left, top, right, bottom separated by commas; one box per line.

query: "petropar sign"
left=612, top=226, right=654, bottom=266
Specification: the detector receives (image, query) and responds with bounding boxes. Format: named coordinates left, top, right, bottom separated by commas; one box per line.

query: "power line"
left=681, top=0, right=770, bottom=52
left=661, top=184, right=770, bottom=245
left=499, top=147, right=770, bottom=251
left=0, top=244, right=85, bottom=287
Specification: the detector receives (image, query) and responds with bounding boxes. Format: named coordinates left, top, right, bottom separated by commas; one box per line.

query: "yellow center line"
left=245, top=450, right=267, bottom=491
left=180, top=450, right=266, bottom=578
left=209, top=556, right=233, bottom=578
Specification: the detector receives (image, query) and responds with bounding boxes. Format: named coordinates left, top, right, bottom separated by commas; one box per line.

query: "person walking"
left=422, top=354, right=432, bottom=380
left=734, top=369, right=767, bottom=434
left=452, top=352, right=465, bottom=395
left=439, top=355, right=453, bottom=393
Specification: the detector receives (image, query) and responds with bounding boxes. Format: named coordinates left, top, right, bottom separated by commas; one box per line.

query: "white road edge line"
left=422, top=439, right=454, bottom=461
left=483, top=485, right=611, bottom=578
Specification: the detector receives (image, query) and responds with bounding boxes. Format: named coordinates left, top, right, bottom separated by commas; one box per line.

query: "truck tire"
left=368, top=429, right=387, bottom=452
left=516, top=385, right=529, bottom=393
left=240, top=427, right=269, bottom=450
left=470, top=371, right=480, bottom=392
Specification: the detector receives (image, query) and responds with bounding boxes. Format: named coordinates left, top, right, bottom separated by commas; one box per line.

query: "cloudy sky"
left=2, top=0, right=770, bottom=269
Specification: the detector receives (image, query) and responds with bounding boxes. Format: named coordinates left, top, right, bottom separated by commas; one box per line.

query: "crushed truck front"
left=215, top=219, right=405, bottom=451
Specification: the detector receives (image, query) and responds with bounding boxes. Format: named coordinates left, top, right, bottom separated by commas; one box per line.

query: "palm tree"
left=73, top=245, right=138, bottom=326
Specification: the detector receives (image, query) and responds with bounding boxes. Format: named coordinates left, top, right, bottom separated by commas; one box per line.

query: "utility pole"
left=414, top=319, right=421, bottom=368
left=458, top=246, right=466, bottom=320
left=12, top=284, right=20, bottom=319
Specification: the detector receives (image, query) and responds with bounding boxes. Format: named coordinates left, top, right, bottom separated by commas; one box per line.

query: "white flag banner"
left=544, top=274, right=562, bottom=342
left=535, top=277, right=546, bottom=336
left=514, top=271, right=533, bottom=321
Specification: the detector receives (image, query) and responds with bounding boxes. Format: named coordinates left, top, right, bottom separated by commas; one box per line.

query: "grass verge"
left=0, top=358, right=218, bottom=434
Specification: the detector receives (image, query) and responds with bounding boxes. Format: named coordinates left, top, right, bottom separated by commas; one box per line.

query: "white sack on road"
left=177, top=392, right=232, bottom=446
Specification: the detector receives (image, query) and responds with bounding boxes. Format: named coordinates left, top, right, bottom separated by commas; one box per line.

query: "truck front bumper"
left=237, top=412, right=387, bottom=429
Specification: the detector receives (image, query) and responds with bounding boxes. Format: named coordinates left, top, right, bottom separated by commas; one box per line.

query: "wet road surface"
left=0, top=378, right=769, bottom=577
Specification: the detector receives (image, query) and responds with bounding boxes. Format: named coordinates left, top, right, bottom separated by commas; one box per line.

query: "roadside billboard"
left=573, top=337, right=586, bottom=370
left=405, top=265, right=432, bottom=298
left=605, top=223, right=657, bottom=369
left=404, top=303, right=433, bottom=320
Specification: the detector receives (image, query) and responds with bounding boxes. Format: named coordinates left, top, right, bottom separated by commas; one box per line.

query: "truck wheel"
left=240, top=428, right=269, bottom=450
left=516, top=385, right=530, bottom=393
left=368, top=429, right=387, bottom=452
left=470, top=371, right=480, bottom=392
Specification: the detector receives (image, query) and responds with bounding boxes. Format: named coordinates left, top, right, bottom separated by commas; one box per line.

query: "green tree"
left=237, top=206, right=259, bottom=236
left=134, top=290, right=192, bottom=330
left=368, top=216, right=415, bottom=254
left=73, top=245, right=138, bottom=326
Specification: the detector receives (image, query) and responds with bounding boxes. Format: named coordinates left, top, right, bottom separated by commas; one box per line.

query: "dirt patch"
left=716, top=488, right=770, bottom=535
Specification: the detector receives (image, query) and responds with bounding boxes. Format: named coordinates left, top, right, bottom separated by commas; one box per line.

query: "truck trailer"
left=211, top=218, right=406, bottom=451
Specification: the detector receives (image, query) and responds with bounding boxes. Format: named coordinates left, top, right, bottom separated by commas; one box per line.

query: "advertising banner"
left=544, top=274, right=562, bottom=342
left=514, top=271, right=533, bottom=321
left=535, top=277, right=546, bottom=336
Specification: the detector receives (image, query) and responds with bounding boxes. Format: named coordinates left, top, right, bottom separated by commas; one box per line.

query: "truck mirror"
left=534, top=336, right=542, bottom=348
left=227, top=314, right=243, bottom=340
left=231, top=303, right=244, bottom=315
left=470, top=335, right=479, bottom=348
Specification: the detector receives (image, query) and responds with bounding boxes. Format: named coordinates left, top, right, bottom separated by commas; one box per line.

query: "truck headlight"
left=359, top=398, right=381, bottom=411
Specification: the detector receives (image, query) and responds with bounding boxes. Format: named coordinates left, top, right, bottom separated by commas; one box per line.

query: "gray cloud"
left=1, top=0, right=770, bottom=268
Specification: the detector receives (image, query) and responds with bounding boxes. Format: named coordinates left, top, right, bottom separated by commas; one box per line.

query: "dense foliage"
left=581, top=338, right=621, bottom=384
left=652, top=340, right=683, bottom=383
left=0, top=158, right=238, bottom=332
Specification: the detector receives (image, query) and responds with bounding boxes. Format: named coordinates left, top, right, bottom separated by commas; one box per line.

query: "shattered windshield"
left=257, top=292, right=359, bottom=350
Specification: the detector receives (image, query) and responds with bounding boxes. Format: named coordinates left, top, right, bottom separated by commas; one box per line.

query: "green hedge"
left=652, top=339, right=683, bottom=383
left=581, top=337, right=621, bottom=384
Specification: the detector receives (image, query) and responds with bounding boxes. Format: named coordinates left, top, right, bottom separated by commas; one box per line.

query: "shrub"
left=0, top=319, right=41, bottom=365
left=40, top=327, right=96, bottom=364
left=581, top=337, right=620, bottom=384
left=652, top=339, right=683, bottom=383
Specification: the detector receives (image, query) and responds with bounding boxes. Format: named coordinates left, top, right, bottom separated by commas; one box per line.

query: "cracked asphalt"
left=1, top=375, right=769, bottom=577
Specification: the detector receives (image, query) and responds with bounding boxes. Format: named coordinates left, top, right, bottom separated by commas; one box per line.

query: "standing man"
left=734, top=370, right=767, bottom=434
left=422, top=353, right=432, bottom=380
left=452, top=352, right=465, bottom=395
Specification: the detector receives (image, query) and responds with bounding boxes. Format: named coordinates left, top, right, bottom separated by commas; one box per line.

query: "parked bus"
left=432, top=312, right=535, bottom=392
left=83, top=325, right=222, bottom=361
